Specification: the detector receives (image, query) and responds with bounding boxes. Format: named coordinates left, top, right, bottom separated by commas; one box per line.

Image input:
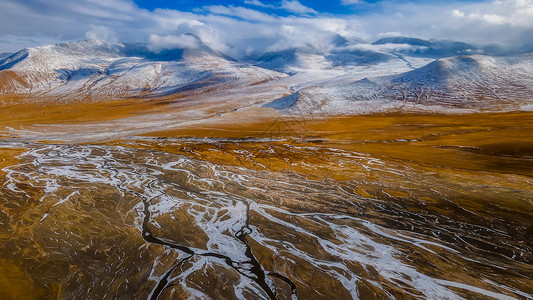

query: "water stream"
left=0, top=141, right=531, bottom=299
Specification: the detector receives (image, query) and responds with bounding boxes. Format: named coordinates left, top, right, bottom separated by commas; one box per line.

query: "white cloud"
left=173, top=19, right=231, bottom=54
left=341, top=0, right=362, bottom=5
left=358, top=0, right=533, bottom=52
left=203, top=5, right=277, bottom=22
left=148, top=34, right=201, bottom=52
left=451, top=9, right=464, bottom=18
left=244, top=0, right=316, bottom=15
left=280, top=0, right=317, bottom=14
left=85, top=26, right=118, bottom=42
left=472, top=13, right=507, bottom=24
left=0, top=0, right=532, bottom=56
left=377, top=32, right=409, bottom=38
left=244, top=0, right=275, bottom=8
left=343, top=43, right=429, bottom=53
left=266, top=18, right=359, bottom=52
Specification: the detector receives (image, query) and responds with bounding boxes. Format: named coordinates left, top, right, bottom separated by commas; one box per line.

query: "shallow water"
left=0, top=138, right=531, bottom=299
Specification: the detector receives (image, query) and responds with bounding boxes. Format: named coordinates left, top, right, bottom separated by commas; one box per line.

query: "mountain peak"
left=0, top=38, right=286, bottom=99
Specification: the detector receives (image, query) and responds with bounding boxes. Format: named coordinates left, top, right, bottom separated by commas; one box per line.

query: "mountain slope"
left=2, top=39, right=532, bottom=116
left=264, top=52, right=533, bottom=114
left=255, top=46, right=332, bottom=74
left=0, top=38, right=287, bottom=100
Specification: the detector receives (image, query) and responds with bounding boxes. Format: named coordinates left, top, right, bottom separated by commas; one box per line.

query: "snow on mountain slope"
left=0, top=38, right=287, bottom=100
left=255, top=47, right=333, bottom=74
left=265, top=52, right=533, bottom=114
left=2, top=37, right=531, bottom=116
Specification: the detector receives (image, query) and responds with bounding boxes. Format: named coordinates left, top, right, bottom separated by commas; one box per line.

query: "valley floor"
left=0, top=97, right=532, bottom=299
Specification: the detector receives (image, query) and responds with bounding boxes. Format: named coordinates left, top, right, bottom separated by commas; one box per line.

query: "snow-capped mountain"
left=0, top=37, right=286, bottom=100
left=264, top=52, right=533, bottom=114
left=252, top=37, right=478, bottom=75
left=1, top=36, right=532, bottom=115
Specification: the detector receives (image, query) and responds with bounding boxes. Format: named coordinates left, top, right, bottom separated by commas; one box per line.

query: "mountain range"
left=0, top=35, right=532, bottom=114
left=269, top=52, right=533, bottom=114
left=0, top=36, right=286, bottom=101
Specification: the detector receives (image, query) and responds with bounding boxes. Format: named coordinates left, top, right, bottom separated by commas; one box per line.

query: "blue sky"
left=133, top=0, right=381, bottom=15
left=132, top=0, right=485, bottom=15
left=0, top=0, right=532, bottom=55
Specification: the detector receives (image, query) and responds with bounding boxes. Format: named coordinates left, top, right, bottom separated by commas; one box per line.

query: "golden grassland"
left=1, top=95, right=532, bottom=223
left=0, top=94, right=186, bottom=127
left=3, top=93, right=531, bottom=179
left=142, top=110, right=533, bottom=176
left=0, top=148, right=25, bottom=176
left=0, top=96, right=532, bottom=298
left=111, top=109, right=533, bottom=228
left=1, top=95, right=531, bottom=216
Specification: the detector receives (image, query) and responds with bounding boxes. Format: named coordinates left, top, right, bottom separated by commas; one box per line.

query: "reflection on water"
left=0, top=140, right=532, bottom=299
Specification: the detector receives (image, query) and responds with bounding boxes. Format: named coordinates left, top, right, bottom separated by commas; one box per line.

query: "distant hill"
left=264, top=52, right=533, bottom=114
left=0, top=38, right=286, bottom=100
left=1, top=37, right=532, bottom=115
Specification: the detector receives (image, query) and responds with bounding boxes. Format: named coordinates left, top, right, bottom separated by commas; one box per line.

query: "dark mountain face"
left=251, top=35, right=480, bottom=73
left=327, top=49, right=394, bottom=67
left=0, top=52, right=13, bottom=60
left=255, top=44, right=394, bottom=73
left=373, top=37, right=432, bottom=47
left=0, top=49, right=30, bottom=71
left=428, top=40, right=479, bottom=57
left=373, top=36, right=478, bottom=58
left=331, top=34, right=350, bottom=47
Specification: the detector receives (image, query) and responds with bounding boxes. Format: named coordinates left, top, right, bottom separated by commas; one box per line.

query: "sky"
left=0, top=0, right=532, bottom=57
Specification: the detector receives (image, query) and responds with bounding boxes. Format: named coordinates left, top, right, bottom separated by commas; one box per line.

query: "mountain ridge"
left=1, top=38, right=532, bottom=115
left=0, top=39, right=286, bottom=100
left=265, top=52, right=533, bottom=114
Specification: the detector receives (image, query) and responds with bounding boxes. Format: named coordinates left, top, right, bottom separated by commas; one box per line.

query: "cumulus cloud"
left=244, top=0, right=275, bottom=8
left=85, top=25, right=118, bottom=42
left=243, top=0, right=315, bottom=15
left=266, top=18, right=358, bottom=52
left=449, top=1, right=532, bottom=27
left=203, top=5, right=276, bottom=22
left=280, top=0, right=317, bottom=14
left=451, top=9, right=465, bottom=18
left=0, top=0, right=532, bottom=56
left=341, top=0, right=362, bottom=5
left=148, top=34, right=201, bottom=52
left=359, top=0, right=533, bottom=52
